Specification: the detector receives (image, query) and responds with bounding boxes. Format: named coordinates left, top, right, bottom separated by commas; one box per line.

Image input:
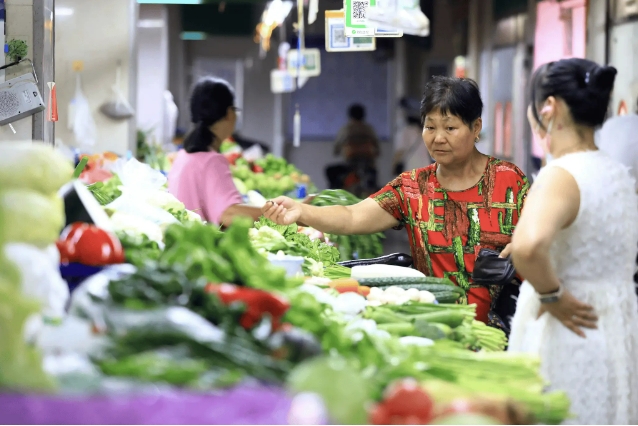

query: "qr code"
left=333, top=27, right=347, bottom=47
left=352, top=1, right=367, bottom=19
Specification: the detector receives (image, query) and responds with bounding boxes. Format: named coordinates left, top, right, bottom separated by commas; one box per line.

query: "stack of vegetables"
left=85, top=159, right=203, bottom=246
left=0, top=141, right=72, bottom=391
left=230, top=156, right=311, bottom=199
left=249, top=217, right=346, bottom=278
left=221, top=140, right=315, bottom=199
left=50, top=207, right=572, bottom=424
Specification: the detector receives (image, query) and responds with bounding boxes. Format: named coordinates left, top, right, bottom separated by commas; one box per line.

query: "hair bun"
left=590, top=66, right=617, bottom=93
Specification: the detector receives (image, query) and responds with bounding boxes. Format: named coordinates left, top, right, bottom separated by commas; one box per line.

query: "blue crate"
left=59, top=263, right=104, bottom=293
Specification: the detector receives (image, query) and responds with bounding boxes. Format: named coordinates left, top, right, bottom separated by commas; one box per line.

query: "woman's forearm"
left=511, top=248, right=562, bottom=294
left=298, top=204, right=356, bottom=235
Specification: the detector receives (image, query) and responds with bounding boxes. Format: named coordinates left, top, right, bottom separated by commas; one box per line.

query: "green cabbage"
left=0, top=190, right=65, bottom=247
left=0, top=141, right=73, bottom=195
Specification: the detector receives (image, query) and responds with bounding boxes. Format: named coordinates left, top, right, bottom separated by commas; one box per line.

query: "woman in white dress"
left=507, top=58, right=638, bottom=424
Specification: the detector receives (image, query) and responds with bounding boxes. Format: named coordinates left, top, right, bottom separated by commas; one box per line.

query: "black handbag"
left=472, top=248, right=517, bottom=286
left=472, top=248, right=521, bottom=335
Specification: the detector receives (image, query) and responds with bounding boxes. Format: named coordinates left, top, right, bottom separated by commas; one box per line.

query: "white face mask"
left=534, top=117, right=554, bottom=156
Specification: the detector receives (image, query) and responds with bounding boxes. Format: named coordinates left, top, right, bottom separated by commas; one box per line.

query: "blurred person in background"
left=595, top=98, right=638, bottom=292
left=265, top=76, right=530, bottom=328
left=326, top=104, right=380, bottom=196
left=392, top=97, right=432, bottom=175
left=508, top=58, right=638, bottom=424
left=595, top=98, right=638, bottom=191
left=168, top=77, right=263, bottom=226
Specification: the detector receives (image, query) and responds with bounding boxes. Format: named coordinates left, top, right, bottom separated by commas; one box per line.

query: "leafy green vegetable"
left=253, top=218, right=340, bottom=268
left=87, top=175, right=123, bottom=205
left=255, top=216, right=297, bottom=238
left=116, top=231, right=162, bottom=266
left=159, top=219, right=302, bottom=290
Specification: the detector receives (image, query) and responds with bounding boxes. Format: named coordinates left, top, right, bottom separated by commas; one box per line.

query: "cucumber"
left=374, top=283, right=465, bottom=294
left=432, top=291, right=463, bottom=304
left=357, top=277, right=455, bottom=287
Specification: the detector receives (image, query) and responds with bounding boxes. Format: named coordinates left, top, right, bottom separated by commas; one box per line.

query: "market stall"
left=0, top=141, right=572, bottom=425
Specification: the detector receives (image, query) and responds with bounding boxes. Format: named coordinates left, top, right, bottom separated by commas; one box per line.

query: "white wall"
left=137, top=4, right=168, bottom=145
left=54, top=0, right=136, bottom=155
left=609, top=21, right=638, bottom=116
left=0, top=0, right=34, bottom=141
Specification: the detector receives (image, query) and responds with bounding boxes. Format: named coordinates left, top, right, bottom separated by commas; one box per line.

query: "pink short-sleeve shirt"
left=168, top=150, right=243, bottom=225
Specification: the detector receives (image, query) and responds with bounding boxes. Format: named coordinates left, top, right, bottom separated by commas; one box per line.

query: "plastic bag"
left=99, top=65, right=134, bottom=121
left=69, top=73, right=97, bottom=148
left=4, top=243, right=70, bottom=322
left=0, top=140, right=74, bottom=195
left=106, top=158, right=180, bottom=228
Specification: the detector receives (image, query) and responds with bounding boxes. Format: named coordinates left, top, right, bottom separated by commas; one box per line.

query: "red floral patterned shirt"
left=370, top=157, right=529, bottom=323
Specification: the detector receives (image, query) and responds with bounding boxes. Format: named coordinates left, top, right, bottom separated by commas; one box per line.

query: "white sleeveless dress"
left=508, top=151, right=638, bottom=425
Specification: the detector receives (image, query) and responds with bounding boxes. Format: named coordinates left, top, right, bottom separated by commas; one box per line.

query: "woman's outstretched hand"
left=539, top=289, right=598, bottom=338
left=261, top=196, right=302, bottom=225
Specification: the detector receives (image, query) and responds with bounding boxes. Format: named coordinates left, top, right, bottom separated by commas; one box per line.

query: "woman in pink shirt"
left=168, top=77, right=263, bottom=225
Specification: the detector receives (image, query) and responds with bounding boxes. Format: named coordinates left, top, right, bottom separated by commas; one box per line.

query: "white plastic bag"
left=106, top=158, right=179, bottom=228
left=69, top=74, right=97, bottom=148
left=4, top=243, right=70, bottom=322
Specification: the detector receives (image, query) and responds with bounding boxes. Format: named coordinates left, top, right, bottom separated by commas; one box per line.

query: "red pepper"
left=204, top=283, right=290, bottom=330
left=59, top=222, right=125, bottom=266
left=226, top=152, right=242, bottom=165
left=252, top=164, right=264, bottom=173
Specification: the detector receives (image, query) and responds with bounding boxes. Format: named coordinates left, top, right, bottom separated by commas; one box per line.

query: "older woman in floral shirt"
left=262, top=76, right=529, bottom=327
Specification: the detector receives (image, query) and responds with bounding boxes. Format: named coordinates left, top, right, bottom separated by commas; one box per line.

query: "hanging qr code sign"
left=325, top=10, right=376, bottom=52
left=344, top=0, right=403, bottom=38
left=286, top=48, right=321, bottom=77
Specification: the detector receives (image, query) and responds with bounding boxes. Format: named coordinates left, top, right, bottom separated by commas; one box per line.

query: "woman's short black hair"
left=348, top=104, right=366, bottom=121
left=530, top=58, right=617, bottom=129
left=420, top=76, right=483, bottom=127
left=183, top=77, right=235, bottom=153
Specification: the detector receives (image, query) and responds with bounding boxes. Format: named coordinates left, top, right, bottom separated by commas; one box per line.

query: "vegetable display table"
left=0, top=385, right=292, bottom=425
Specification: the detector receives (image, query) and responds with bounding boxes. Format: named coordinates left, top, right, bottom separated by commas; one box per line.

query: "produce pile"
left=1, top=144, right=572, bottom=425
left=86, top=158, right=203, bottom=246
left=229, top=153, right=314, bottom=199
left=68, top=216, right=570, bottom=425
left=0, top=141, right=73, bottom=392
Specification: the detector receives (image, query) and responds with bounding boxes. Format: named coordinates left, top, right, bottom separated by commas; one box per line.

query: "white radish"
left=350, top=265, right=426, bottom=279
left=405, top=288, right=420, bottom=301
left=418, top=290, right=436, bottom=304
left=367, top=300, right=383, bottom=307
left=385, top=286, right=405, bottom=296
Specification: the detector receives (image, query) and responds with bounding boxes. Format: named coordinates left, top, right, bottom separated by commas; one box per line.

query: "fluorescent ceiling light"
left=137, top=0, right=202, bottom=4
left=138, top=19, right=165, bottom=28
left=55, top=7, right=74, bottom=16
left=180, top=31, right=206, bottom=40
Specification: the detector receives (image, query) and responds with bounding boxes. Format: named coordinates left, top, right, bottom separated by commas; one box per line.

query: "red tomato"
left=252, top=165, right=264, bottom=173
left=61, top=223, right=125, bottom=265
left=56, top=240, right=72, bottom=264
left=383, top=379, right=434, bottom=420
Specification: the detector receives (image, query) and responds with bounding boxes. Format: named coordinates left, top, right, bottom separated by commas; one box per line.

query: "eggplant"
left=338, top=253, right=413, bottom=268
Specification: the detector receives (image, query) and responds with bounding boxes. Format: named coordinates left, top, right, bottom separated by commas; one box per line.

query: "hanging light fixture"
left=255, top=0, right=294, bottom=56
